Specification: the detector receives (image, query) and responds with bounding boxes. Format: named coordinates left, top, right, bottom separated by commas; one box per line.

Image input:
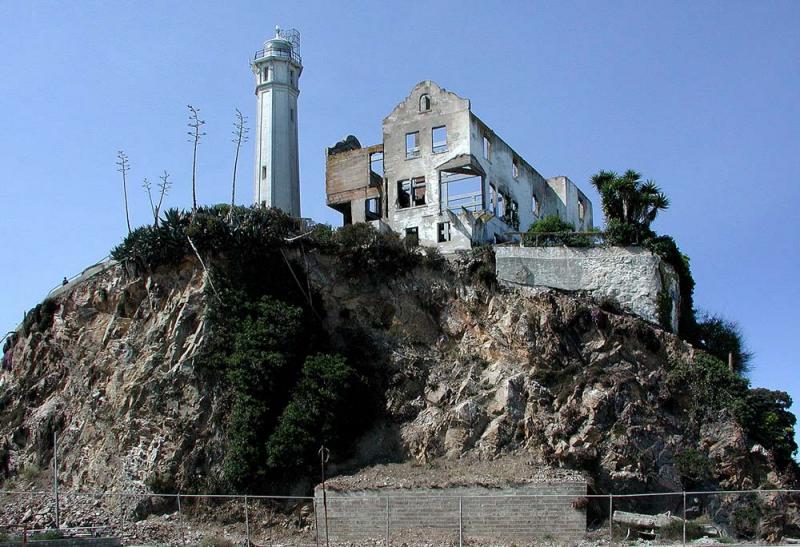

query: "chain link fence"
left=0, top=488, right=798, bottom=545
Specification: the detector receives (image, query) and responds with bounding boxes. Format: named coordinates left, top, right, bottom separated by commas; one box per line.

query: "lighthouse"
left=252, top=27, right=302, bottom=217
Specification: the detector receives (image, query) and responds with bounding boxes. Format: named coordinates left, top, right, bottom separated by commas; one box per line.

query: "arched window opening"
left=532, top=193, right=541, bottom=217
left=419, top=94, right=431, bottom=112
left=578, top=199, right=586, bottom=221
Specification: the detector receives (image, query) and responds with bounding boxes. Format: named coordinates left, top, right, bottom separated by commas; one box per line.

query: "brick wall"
left=314, top=482, right=587, bottom=544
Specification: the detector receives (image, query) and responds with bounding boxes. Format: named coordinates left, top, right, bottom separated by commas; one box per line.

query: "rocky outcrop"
left=0, top=257, right=226, bottom=493
left=0, top=249, right=794, bottom=509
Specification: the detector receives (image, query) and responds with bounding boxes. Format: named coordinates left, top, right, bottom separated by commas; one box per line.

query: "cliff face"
left=0, top=258, right=224, bottom=492
left=0, top=250, right=794, bottom=500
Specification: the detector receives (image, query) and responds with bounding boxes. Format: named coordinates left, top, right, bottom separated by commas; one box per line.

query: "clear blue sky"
left=1, top=1, right=798, bottom=420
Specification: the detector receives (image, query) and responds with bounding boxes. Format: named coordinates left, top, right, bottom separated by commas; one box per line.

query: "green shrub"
left=522, top=215, right=592, bottom=247
left=661, top=519, right=706, bottom=540
left=695, top=313, right=752, bottom=376
left=21, top=298, right=58, bottom=336
left=656, top=289, right=673, bottom=331
left=669, top=353, right=798, bottom=470
left=737, top=388, right=797, bottom=469
left=644, top=235, right=697, bottom=339
left=322, top=222, right=421, bottom=276
left=675, top=449, right=711, bottom=486
left=265, top=353, right=363, bottom=471
left=110, top=205, right=300, bottom=271
left=729, top=494, right=762, bottom=539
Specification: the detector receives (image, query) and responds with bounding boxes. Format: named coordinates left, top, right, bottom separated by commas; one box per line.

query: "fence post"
left=458, top=496, right=463, bottom=547
left=608, top=493, right=613, bottom=545
left=119, top=492, right=126, bottom=540
left=176, top=493, right=184, bottom=545
left=682, top=491, right=687, bottom=546
left=52, top=430, right=59, bottom=530
left=244, top=495, right=250, bottom=547
left=385, top=497, right=390, bottom=547
left=314, top=498, right=320, bottom=547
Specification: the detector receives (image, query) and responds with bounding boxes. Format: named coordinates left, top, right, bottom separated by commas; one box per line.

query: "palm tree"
left=591, top=169, right=670, bottom=230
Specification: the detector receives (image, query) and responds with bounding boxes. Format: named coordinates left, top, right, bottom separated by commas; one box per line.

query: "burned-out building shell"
left=325, top=80, right=593, bottom=250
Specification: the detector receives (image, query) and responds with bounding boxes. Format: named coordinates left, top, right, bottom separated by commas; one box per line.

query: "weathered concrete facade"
left=326, top=81, right=593, bottom=250
left=252, top=28, right=302, bottom=217
left=495, top=246, right=680, bottom=331
left=314, top=482, right=587, bottom=544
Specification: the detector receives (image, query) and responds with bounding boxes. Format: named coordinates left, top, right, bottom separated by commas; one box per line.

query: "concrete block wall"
left=314, top=482, right=587, bottom=544
left=495, top=246, right=680, bottom=332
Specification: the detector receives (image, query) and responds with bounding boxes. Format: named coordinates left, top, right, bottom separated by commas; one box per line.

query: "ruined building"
left=252, top=27, right=302, bottom=217
left=325, top=81, right=593, bottom=250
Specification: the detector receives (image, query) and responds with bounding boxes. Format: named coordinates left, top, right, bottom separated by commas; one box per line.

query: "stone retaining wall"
left=314, top=482, right=587, bottom=544
left=495, top=245, right=680, bottom=332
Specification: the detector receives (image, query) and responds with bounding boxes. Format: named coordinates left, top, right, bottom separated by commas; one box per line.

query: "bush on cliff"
left=695, top=312, right=753, bottom=376
left=522, top=215, right=592, bottom=247
left=265, top=353, right=363, bottom=472
left=668, top=352, right=797, bottom=471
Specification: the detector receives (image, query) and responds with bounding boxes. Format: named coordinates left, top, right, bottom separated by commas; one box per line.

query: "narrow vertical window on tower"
left=406, top=132, right=420, bottom=159
left=289, top=70, right=295, bottom=87
left=261, top=166, right=267, bottom=179
left=432, top=126, right=447, bottom=153
left=420, top=94, right=431, bottom=112
left=290, top=108, right=294, bottom=122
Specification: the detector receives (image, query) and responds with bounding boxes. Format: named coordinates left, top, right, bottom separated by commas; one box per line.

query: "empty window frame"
left=432, top=126, right=447, bottom=154
left=263, top=65, right=271, bottom=82
left=497, top=191, right=506, bottom=219
left=289, top=70, right=295, bottom=86
left=405, top=226, right=419, bottom=246
left=578, top=199, right=586, bottom=221
left=482, top=134, right=492, bottom=161
left=419, top=94, right=431, bottom=112
left=290, top=108, right=294, bottom=121
left=261, top=165, right=267, bottom=179
left=406, top=132, right=420, bottom=159
left=365, top=197, right=381, bottom=220
left=411, top=176, right=426, bottom=206
left=532, top=193, right=541, bottom=216
left=512, top=158, right=520, bottom=178
left=489, top=183, right=497, bottom=212
left=369, top=152, right=384, bottom=177
left=440, top=171, right=483, bottom=212
left=397, top=177, right=426, bottom=208
left=437, top=221, right=451, bottom=243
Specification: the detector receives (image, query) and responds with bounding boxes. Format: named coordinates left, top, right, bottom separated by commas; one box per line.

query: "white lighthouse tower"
left=252, top=27, right=302, bottom=217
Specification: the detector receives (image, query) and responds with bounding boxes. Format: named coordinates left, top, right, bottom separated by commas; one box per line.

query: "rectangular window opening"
left=397, top=179, right=411, bottom=209
left=405, top=226, right=419, bottom=247
left=512, top=158, right=520, bottom=178
left=369, top=152, right=384, bottom=177
left=437, top=221, right=451, bottom=243
left=483, top=134, right=492, bottom=161
left=261, top=165, right=267, bottom=179
left=365, top=197, right=381, bottom=221
left=412, top=176, right=426, bottom=206
left=432, top=126, right=447, bottom=154
left=440, top=171, right=483, bottom=213
left=406, top=131, right=420, bottom=159
left=290, top=108, right=294, bottom=122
